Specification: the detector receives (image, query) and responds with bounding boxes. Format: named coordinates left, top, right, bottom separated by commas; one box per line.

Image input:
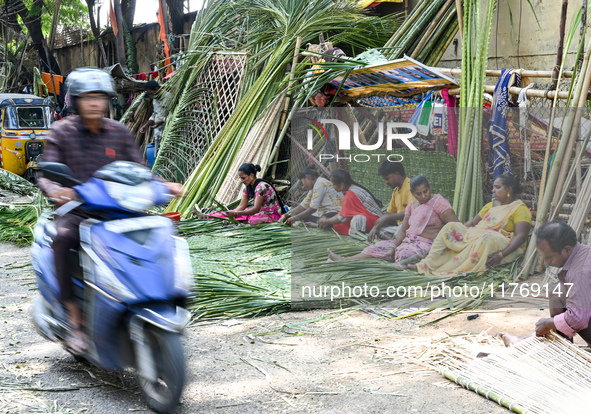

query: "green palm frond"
left=163, top=0, right=397, bottom=216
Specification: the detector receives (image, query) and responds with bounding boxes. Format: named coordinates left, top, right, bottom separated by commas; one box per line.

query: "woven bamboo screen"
left=156, top=52, right=248, bottom=183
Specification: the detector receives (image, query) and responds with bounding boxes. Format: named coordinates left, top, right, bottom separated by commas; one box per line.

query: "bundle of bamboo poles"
left=214, top=96, right=285, bottom=206
left=519, top=14, right=591, bottom=278
left=383, top=0, right=460, bottom=66
left=437, top=332, right=591, bottom=414
left=453, top=0, right=498, bottom=221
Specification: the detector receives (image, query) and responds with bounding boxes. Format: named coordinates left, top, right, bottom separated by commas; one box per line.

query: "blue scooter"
left=31, top=161, right=192, bottom=414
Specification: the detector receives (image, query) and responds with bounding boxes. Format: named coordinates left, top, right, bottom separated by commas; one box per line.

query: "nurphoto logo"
left=305, top=117, right=419, bottom=163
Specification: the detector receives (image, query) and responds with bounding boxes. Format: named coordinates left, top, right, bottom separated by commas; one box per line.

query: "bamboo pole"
left=446, top=84, right=589, bottom=99
left=384, top=0, right=431, bottom=49
left=417, top=3, right=457, bottom=64
left=550, top=124, right=591, bottom=221
left=271, top=36, right=301, bottom=179
left=568, top=167, right=591, bottom=235
left=549, top=66, right=591, bottom=212
left=410, top=0, right=454, bottom=59
left=455, top=0, right=463, bottom=39
left=439, top=369, right=531, bottom=414
left=434, top=68, right=575, bottom=79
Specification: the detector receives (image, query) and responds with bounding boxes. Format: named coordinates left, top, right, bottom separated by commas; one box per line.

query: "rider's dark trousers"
left=53, top=210, right=90, bottom=302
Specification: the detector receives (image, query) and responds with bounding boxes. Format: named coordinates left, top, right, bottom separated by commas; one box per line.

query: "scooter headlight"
left=95, top=260, right=136, bottom=300
left=172, top=236, right=193, bottom=293
left=104, top=181, right=156, bottom=211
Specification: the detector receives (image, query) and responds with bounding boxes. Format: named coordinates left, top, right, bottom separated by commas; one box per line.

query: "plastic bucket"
left=162, top=212, right=181, bottom=221
left=146, top=144, right=155, bottom=169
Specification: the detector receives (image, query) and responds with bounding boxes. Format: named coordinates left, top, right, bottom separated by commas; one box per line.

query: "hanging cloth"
left=409, top=91, right=433, bottom=126
left=430, top=100, right=446, bottom=135
left=487, top=69, right=521, bottom=179
left=441, top=88, right=458, bottom=158
left=157, top=0, right=173, bottom=76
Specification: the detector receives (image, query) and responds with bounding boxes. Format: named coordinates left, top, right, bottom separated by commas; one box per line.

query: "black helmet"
left=66, top=67, right=116, bottom=98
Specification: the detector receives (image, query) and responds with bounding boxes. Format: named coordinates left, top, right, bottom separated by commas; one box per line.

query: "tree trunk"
left=165, top=0, right=184, bottom=50
left=86, top=0, right=108, bottom=66
left=9, top=0, right=61, bottom=74
left=113, top=0, right=128, bottom=68
left=121, top=0, right=136, bottom=33
left=48, top=0, right=63, bottom=52
left=552, top=0, right=569, bottom=88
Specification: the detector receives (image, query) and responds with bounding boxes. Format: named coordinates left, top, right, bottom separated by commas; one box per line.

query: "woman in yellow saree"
left=409, top=174, right=531, bottom=275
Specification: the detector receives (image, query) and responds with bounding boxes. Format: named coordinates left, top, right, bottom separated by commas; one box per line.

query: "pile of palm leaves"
left=0, top=170, right=46, bottom=246
left=0, top=169, right=38, bottom=196
left=0, top=193, right=48, bottom=246
left=160, top=0, right=396, bottom=217
left=181, top=219, right=518, bottom=320
left=291, top=227, right=518, bottom=315
left=179, top=220, right=291, bottom=318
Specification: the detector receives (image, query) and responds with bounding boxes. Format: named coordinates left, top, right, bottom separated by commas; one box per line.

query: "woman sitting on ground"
left=284, top=166, right=343, bottom=226
left=209, top=163, right=283, bottom=225
left=328, top=175, right=459, bottom=266
left=318, top=169, right=383, bottom=235
left=409, top=174, right=531, bottom=275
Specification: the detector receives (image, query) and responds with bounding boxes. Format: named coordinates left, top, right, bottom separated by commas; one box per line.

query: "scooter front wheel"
left=138, top=327, right=185, bottom=414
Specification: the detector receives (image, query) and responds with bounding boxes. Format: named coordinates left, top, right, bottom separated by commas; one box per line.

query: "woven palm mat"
left=434, top=331, right=591, bottom=414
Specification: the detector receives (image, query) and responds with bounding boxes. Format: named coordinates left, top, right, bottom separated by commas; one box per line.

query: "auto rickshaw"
left=0, top=94, right=55, bottom=181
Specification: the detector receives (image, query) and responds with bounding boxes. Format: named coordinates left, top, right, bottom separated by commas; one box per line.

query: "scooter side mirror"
left=38, top=162, right=82, bottom=187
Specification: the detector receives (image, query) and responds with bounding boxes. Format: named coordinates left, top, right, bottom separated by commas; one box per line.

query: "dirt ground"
left=2, top=238, right=578, bottom=414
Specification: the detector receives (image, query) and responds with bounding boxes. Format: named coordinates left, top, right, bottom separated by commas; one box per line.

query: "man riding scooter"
left=37, top=67, right=182, bottom=353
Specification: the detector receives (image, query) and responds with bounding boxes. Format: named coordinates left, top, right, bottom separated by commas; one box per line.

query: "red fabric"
left=157, top=0, right=173, bottom=76
left=333, top=190, right=380, bottom=235
left=109, top=0, right=118, bottom=37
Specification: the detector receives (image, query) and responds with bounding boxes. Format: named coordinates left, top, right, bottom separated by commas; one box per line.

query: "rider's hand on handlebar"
left=49, top=188, right=78, bottom=206
left=165, top=182, right=184, bottom=198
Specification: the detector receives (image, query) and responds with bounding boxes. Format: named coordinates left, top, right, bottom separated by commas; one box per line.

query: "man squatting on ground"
left=502, top=221, right=591, bottom=346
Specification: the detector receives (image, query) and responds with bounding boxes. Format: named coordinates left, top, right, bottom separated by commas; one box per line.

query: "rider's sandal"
left=67, top=328, right=87, bottom=354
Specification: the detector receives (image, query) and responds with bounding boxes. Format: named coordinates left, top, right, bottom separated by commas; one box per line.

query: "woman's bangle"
left=498, top=251, right=504, bottom=260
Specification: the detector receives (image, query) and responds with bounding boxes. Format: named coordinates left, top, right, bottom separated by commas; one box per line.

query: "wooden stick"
left=271, top=36, right=302, bottom=179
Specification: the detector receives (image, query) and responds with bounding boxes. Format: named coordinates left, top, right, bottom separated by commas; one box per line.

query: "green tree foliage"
left=8, top=0, right=90, bottom=37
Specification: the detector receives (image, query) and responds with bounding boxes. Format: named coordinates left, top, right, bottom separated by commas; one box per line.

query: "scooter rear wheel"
left=138, top=327, right=185, bottom=414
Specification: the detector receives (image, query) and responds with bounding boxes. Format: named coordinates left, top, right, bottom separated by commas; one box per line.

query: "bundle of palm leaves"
left=0, top=169, right=38, bottom=196
left=161, top=0, right=396, bottom=217
left=183, top=220, right=291, bottom=318
left=182, top=218, right=518, bottom=320
left=0, top=193, right=48, bottom=246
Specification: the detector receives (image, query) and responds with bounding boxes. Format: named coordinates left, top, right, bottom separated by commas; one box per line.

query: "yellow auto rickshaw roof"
left=0, top=94, right=55, bottom=109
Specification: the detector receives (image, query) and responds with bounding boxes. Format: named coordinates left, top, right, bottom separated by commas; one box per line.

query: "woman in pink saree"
left=207, top=163, right=283, bottom=225
left=328, top=175, right=459, bottom=267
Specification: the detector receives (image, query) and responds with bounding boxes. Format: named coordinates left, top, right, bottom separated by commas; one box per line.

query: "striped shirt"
left=38, top=116, right=143, bottom=195
left=553, top=243, right=591, bottom=338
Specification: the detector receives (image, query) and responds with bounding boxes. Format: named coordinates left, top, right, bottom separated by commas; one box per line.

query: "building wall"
left=53, top=12, right=197, bottom=75
left=438, top=0, right=583, bottom=72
